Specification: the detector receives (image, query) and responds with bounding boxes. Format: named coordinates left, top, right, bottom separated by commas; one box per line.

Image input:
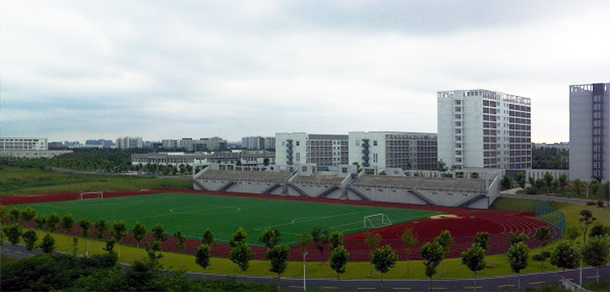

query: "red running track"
left=0, top=189, right=559, bottom=261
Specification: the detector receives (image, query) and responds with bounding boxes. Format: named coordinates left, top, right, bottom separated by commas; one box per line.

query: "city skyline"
left=1, top=1, right=608, bottom=143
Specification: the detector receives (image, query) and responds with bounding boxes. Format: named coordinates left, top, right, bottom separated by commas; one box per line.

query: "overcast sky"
left=1, top=0, right=608, bottom=143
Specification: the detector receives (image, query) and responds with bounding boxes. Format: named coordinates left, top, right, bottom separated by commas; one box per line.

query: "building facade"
left=438, top=89, right=531, bottom=170
left=275, top=133, right=349, bottom=169
left=569, top=83, right=610, bottom=181
left=116, top=137, right=143, bottom=149
left=161, top=137, right=227, bottom=151
left=242, top=136, right=265, bottom=149
left=264, top=136, right=276, bottom=150
left=348, top=131, right=438, bottom=173
left=0, top=137, right=71, bottom=158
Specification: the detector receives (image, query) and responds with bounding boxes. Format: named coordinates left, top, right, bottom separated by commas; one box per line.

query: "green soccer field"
left=17, top=193, right=442, bottom=246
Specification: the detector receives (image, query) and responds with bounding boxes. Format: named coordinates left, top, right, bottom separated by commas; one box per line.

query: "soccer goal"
left=78, top=191, right=104, bottom=200
left=363, top=213, right=392, bottom=228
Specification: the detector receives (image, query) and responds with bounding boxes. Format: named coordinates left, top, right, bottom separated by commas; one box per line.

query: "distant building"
left=264, top=136, right=276, bottom=150
left=569, top=83, right=610, bottom=181
left=438, top=89, right=531, bottom=170
left=131, top=150, right=274, bottom=168
left=348, top=131, right=438, bottom=174
left=116, top=137, right=143, bottom=149
left=162, top=137, right=227, bottom=151
left=275, top=132, right=349, bottom=170
left=533, top=142, right=569, bottom=151
left=0, top=137, right=72, bottom=158
left=242, top=136, right=265, bottom=149
left=85, top=139, right=115, bottom=148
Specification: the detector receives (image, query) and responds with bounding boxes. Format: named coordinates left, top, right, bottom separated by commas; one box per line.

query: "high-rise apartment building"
left=275, top=132, right=348, bottom=168
left=116, top=137, right=143, bottom=149
left=438, top=89, right=531, bottom=170
left=569, top=83, right=610, bottom=181
left=242, top=136, right=265, bottom=149
left=348, top=131, right=437, bottom=173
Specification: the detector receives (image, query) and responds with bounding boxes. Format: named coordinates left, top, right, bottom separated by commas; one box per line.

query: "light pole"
left=303, top=252, right=308, bottom=291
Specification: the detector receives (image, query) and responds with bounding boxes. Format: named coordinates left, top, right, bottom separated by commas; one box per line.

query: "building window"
left=373, top=140, right=378, bottom=146
left=296, top=141, right=300, bottom=146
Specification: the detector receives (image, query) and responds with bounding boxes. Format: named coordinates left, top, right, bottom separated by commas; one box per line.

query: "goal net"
left=363, top=213, right=392, bottom=228
left=78, top=191, right=104, bottom=200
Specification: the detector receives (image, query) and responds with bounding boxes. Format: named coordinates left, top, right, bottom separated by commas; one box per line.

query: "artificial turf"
left=15, top=192, right=442, bottom=246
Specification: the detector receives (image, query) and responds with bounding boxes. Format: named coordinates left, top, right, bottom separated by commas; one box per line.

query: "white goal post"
left=78, top=191, right=104, bottom=200
left=363, top=213, right=392, bottom=228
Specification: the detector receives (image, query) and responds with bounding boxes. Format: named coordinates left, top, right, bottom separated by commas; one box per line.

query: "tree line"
left=2, top=205, right=609, bottom=290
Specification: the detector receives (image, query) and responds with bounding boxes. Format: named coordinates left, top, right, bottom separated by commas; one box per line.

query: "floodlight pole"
left=303, top=252, right=308, bottom=291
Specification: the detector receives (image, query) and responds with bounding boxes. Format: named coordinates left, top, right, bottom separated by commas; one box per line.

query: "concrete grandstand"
left=192, top=164, right=502, bottom=209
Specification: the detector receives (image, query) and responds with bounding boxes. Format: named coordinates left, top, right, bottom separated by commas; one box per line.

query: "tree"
left=20, top=207, right=36, bottom=223
left=461, top=243, right=486, bottom=292
left=35, top=214, right=47, bottom=230
left=61, top=213, right=75, bottom=235
left=229, top=242, right=255, bottom=280
left=132, top=221, right=147, bottom=249
left=3, top=224, right=22, bottom=246
left=589, top=223, right=610, bottom=238
left=94, top=219, right=108, bottom=240
left=151, top=223, right=168, bottom=249
left=195, top=244, right=212, bottom=278
left=202, top=229, right=216, bottom=246
left=579, top=209, right=596, bottom=245
left=266, top=244, right=290, bottom=288
left=229, top=227, right=247, bottom=247
left=47, top=212, right=61, bottom=233
left=330, top=245, right=349, bottom=282
left=311, top=227, right=329, bottom=263
left=507, top=241, right=529, bottom=289
left=420, top=241, right=444, bottom=288
left=582, top=235, right=610, bottom=284
left=501, top=175, right=513, bottom=190
left=434, top=230, right=454, bottom=274
left=509, top=232, right=528, bottom=245
left=174, top=230, right=187, bottom=252
left=550, top=240, right=581, bottom=271
left=78, top=218, right=92, bottom=256
left=297, top=233, right=313, bottom=255
left=328, top=231, right=344, bottom=251
left=437, top=160, right=448, bottom=172
left=364, top=232, right=382, bottom=276
left=112, top=220, right=128, bottom=243
left=371, top=244, right=397, bottom=286
left=473, top=232, right=489, bottom=252
left=263, top=158, right=270, bottom=166
left=258, top=227, right=281, bottom=248
left=39, top=233, right=56, bottom=253
left=535, top=226, right=551, bottom=268
left=565, top=226, right=581, bottom=242
left=516, top=172, right=526, bottom=188
left=9, top=207, right=20, bottom=223
left=400, top=228, right=419, bottom=275
left=22, top=229, right=38, bottom=254
left=543, top=172, right=554, bottom=193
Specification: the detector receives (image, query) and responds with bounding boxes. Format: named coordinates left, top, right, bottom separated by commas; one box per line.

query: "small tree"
left=267, top=244, right=290, bottom=288
left=103, top=238, right=116, bottom=254
left=230, top=242, right=255, bottom=280
left=461, top=243, right=486, bottom=292
left=420, top=241, right=444, bottom=288
left=9, top=207, right=20, bottom=223
left=434, top=230, right=454, bottom=274
left=112, top=220, right=128, bottom=243
left=311, top=227, right=329, bottom=263
left=501, top=175, right=513, bottom=190
left=516, top=172, right=526, bottom=188
left=371, top=244, right=397, bottom=286
left=565, top=226, right=581, bottom=242
left=328, top=231, right=344, bottom=251
left=509, top=232, right=528, bottom=245
left=196, top=244, right=212, bottom=279
left=364, top=232, right=382, bottom=276
left=47, top=212, right=61, bottom=233
left=34, top=214, right=47, bottom=230
left=202, top=229, right=216, bottom=246
left=297, top=233, right=313, bottom=255
left=3, top=224, right=22, bottom=246
left=39, top=233, right=56, bottom=253
left=330, top=245, right=349, bottom=282
left=151, top=223, right=168, bottom=249
left=61, top=213, right=75, bottom=235
left=589, top=223, right=610, bottom=238
left=22, top=229, right=38, bottom=254
left=132, top=221, right=147, bottom=249
left=535, top=226, right=551, bottom=268
left=229, top=227, right=248, bottom=247
left=579, top=209, right=596, bottom=245
left=174, top=230, right=187, bottom=252
left=94, top=219, right=108, bottom=240
left=473, top=232, right=489, bottom=252
left=507, top=241, right=529, bottom=289
left=258, top=227, right=281, bottom=248
left=400, top=228, right=419, bottom=275
left=550, top=240, right=581, bottom=272
left=20, top=207, right=36, bottom=224
left=582, top=235, right=610, bottom=284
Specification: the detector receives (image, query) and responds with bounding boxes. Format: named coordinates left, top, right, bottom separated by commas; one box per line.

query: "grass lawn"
left=0, top=167, right=191, bottom=195
left=12, top=193, right=441, bottom=246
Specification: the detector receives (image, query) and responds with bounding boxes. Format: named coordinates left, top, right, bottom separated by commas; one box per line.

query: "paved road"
left=2, top=243, right=607, bottom=291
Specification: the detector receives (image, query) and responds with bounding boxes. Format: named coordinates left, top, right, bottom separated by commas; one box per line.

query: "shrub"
left=587, top=201, right=597, bottom=206
left=597, top=201, right=604, bottom=207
